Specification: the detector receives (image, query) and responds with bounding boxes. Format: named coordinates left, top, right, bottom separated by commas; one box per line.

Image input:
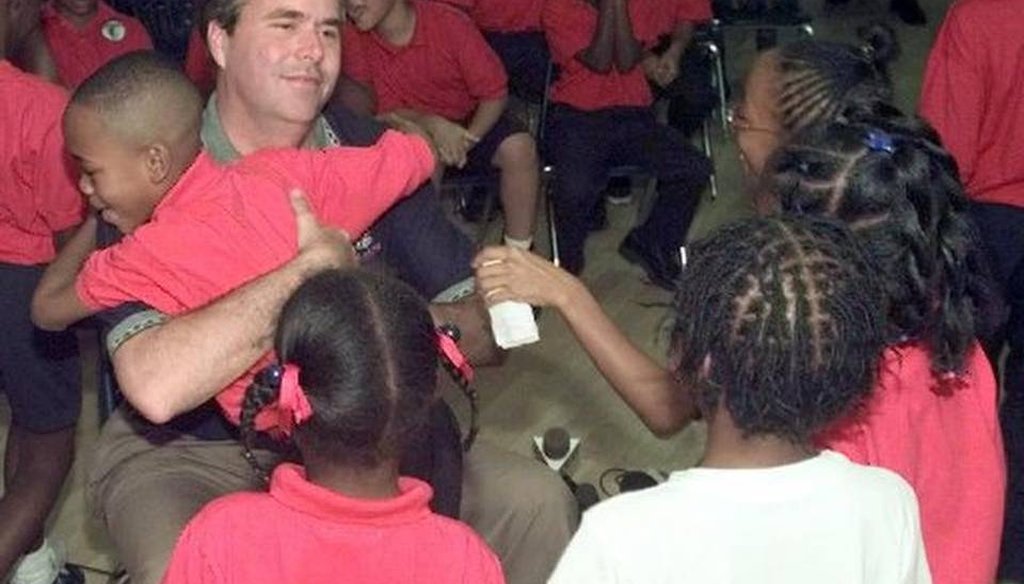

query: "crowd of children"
left=0, top=0, right=1021, bottom=582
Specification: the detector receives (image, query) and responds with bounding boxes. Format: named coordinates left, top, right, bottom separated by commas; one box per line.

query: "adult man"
left=85, top=1, right=576, bottom=584
left=920, top=0, right=1024, bottom=579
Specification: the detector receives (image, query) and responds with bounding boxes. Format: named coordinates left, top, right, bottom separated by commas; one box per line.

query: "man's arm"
left=32, top=214, right=98, bottom=331
left=111, top=192, right=355, bottom=424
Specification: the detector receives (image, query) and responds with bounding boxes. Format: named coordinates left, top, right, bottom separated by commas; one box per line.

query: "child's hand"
left=473, top=246, right=580, bottom=309
left=290, top=189, right=355, bottom=271
left=426, top=117, right=476, bottom=168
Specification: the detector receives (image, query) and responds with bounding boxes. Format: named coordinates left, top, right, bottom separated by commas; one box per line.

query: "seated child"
left=161, top=269, right=504, bottom=584
left=31, top=51, right=435, bottom=432
left=766, top=117, right=1006, bottom=584
left=40, top=0, right=152, bottom=88
left=342, top=0, right=539, bottom=250
left=541, top=0, right=712, bottom=284
left=547, top=216, right=930, bottom=583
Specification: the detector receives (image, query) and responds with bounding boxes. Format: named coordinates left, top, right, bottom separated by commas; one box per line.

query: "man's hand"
left=425, top=117, right=478, bottom=168
left=291, top=189, right=355, bottom=272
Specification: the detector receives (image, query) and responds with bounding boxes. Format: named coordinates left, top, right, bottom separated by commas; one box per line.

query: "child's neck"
left=306, top=459, right=401, bottom=500
left=701, top=409, right=816, bottom=469
left=58, top=8, right=96, bottom=29
left=376, top=0, right=415, bottom=46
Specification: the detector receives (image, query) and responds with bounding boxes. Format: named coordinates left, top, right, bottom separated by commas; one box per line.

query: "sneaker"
left=604, top=185, right=633, bottom=206
left=618, top=229, right=681, bottom=291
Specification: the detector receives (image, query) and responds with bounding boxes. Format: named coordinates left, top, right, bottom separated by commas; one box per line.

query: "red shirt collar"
left=269, top=463, right=435, bottom=525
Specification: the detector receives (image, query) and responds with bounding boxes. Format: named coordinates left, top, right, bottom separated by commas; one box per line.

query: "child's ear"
left=207, top=21, right=229, bottom=70
left=144, top=144, right=171, bottom=184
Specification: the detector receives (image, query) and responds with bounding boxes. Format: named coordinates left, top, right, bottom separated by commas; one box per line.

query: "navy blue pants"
left=972, top=202, right=1024, bottom=581
left=544, top=105, right=711, bottom=274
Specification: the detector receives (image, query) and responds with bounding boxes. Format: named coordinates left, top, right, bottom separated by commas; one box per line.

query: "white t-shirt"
left=549, top=450, right=931, bottom=584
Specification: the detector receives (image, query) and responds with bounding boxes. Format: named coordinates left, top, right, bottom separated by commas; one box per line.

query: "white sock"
left=503, top=235, right=533, bottom=250
left=11, top=539, right=60, bottom=584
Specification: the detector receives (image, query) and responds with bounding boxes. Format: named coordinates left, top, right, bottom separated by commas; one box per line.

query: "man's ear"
left=144, top=143, right=170, bottom=184
left=207, top=21, right=229, bottom=69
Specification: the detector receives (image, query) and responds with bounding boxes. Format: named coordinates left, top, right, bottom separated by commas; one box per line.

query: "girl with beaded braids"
left=765, top=117, right=1005, bottom=584
left=548, top=216, right=930, bottom=583
left=730, top=22, right=901, bottom=182
left=161, top=269, right=504, bottom=584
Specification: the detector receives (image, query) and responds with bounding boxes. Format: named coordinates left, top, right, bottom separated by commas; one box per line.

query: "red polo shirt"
left=543, top=0, right=710, bottom=111
left=342, top=0, right=507, bottom=123
left=436, top=0, right=544, bottom=32
left=816, top=342, right=1005, bottom=584
left=162, top=464, right=505, bottom=584
left=0, top=60, right=82, bottom=265
left=75, top=131, right=433, bottom=430
left=919, top=0, right=1024, bottom=208
left=41, top=1, right=153, bottom=89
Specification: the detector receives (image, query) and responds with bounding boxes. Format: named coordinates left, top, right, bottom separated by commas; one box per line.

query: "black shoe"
left=53, top=563, right=85, bottom=584
left=890, top=0, right=926, bottom=25
left=618, top=230, right=681, bottom=291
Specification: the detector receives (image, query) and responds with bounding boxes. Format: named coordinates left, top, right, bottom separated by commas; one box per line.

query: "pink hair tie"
left=277, top=363, right=313, bottom=435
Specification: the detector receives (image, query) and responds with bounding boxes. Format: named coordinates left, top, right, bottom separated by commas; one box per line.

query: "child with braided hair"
left=162, top=269, right=503, bottom=584
left=471, top=24, right=906, bottom=441
left=764, top=117, right=1005, bottom=584
left=546, top=216, right=929, bottom=583
left=729, top=23, right=900, bottom=183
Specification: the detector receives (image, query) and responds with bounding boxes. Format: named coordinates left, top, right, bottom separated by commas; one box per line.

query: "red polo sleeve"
left=676, top=0, right=712, bottom=22
left=919, top=6, right=982, bottom=187
left=450, top=13, right=507, bottom=101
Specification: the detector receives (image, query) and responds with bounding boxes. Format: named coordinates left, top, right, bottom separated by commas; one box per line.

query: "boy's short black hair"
left=71, top=50, right=203, bottom=147
left=672, top=216, right=887, bottom=443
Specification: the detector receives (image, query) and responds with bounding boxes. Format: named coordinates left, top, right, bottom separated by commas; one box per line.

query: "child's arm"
left=312, top=130, right=437, bottom=237
left=31, top=213, right=99, bottom=331
left=465, top=97, right=507, bottom=147
left=609, top=0, right=643, bottom=71
left=387, top=109, right=476, bottom=169
left=473, top=246, right=698, bottom=437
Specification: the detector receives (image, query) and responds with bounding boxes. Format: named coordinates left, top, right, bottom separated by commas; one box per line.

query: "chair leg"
left=701, top=117, right=719, bottom=201
left=542, top=168, right=560, bottom=267
left=708, top=42, right=729, bottom=136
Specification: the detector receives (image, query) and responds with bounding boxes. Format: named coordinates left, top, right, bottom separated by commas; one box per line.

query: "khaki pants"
left=87, top=407, right=577, bottom=584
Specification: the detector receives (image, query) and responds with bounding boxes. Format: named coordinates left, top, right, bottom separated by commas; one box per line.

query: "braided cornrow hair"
left=672, top=216, right=886, bottom=443
left=239, top=366, right=285, bottom=483
left=767, top=116, right=1003, bottom=376
left=774, top=23, right=901, bottom=133
left=238, top=269, right=438, bottom=483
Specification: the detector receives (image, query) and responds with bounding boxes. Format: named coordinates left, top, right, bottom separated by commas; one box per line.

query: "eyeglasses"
left=726, top=104, right=780, bottom=135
